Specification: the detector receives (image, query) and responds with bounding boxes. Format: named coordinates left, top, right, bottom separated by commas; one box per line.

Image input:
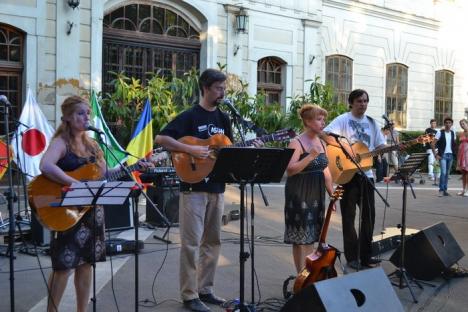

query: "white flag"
left=11, top=88, right=55, bottom=180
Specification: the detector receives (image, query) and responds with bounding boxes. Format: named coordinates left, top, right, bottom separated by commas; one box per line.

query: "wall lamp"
left=235, top=8, right=248, bottom=33
left=67, top=0, right=80, bottom=10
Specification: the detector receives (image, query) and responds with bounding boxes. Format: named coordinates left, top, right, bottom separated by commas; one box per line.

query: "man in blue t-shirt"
left=324, top=89, right=386, bottom=270
left=155, top=69, right=232, bottom=312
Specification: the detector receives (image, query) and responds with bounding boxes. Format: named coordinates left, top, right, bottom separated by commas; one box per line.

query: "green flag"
left=90, top=90, right=128, bottom=168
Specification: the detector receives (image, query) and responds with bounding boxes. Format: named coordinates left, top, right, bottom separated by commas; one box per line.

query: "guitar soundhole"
left=350, top=288, right=366, bottom=307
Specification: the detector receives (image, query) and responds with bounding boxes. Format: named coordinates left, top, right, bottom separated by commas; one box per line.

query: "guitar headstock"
left=271, top=128, right=296, bottom=142
left=151, top=149, right=170, bottom=165
left=331, top=185, right=344, bottom=200
left=416, top=133, right=436, bottom=144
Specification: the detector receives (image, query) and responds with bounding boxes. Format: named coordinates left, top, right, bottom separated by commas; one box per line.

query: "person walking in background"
left=425, top=119, right=439, bottom=181
left=383, top=123, right=400, bottom=173
left=283, top=104, right=334, bottom=273
left=456, top=119, right=468, bottom=196
left=432, top=117, right=457, bottom=197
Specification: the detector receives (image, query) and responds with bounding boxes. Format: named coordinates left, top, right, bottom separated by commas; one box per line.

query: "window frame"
left=325, top=54, right=353, bottom=105
left=434, top=70, right=454, bottom=126
left=257, top=56, right=285, bottom=105
left=385, top=63, right=408, bottom=128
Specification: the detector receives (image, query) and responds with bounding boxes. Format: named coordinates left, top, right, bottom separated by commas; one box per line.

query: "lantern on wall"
left=235, top=8, right=248, bottom=33
left=67, top=0, right=80, bottom=10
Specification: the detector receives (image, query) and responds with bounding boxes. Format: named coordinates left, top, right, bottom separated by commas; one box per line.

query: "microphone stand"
left=332, top=136, right=390, bottom=271
left=93, top=131, right=172, bottom=312
left=2, top=99, right=16, bottom=312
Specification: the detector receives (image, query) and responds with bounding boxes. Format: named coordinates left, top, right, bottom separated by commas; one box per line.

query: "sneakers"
left=438, top=191, right=444, bottom=197
left=443, top=191, right=450, bottom=196
left=199, top=293, right=226, bottom=305
left=183, top=299, right=210, bottom=312
left=362, top=257, right=381, bottom=268
left=464, top=192, right=468, bottom=197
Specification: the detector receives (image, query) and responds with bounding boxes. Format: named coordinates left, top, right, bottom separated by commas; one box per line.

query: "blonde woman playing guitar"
left=38, top=96, right=152, bottom=312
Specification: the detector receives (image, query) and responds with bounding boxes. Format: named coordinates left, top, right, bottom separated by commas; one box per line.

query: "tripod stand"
left=210, top=147, right=293, bottom=311
left=387, top=152, right=427, bottom=303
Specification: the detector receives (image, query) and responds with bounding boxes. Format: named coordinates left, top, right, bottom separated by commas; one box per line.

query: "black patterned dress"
left=49, top=150, right=106, bottom=270
left=284, top=140, right=328, bottom=245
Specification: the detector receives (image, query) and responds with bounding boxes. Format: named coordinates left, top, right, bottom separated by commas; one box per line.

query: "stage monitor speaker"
left=281, top=268, right=403, bottom=312
left=104, top=199, right=134, bottom=231
left=146, top=185, right=179, bottom=227
left=390, top=222, right=464, bottom=280
left=31, top=212, right=51, bottom=246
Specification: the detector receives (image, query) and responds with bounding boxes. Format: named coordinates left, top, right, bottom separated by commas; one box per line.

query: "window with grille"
left=0, top=24, right=23, bottom=136
left=434, top=70, right=454, bottom=126
left=102, top=4, right=200, bottom=93
left=257, top=57, right=284, bottom=105
left=385, top=63, right=408, bottom=128
left=325, top=55, right=352, bottom=104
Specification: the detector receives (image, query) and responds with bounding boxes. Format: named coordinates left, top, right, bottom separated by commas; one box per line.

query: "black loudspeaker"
left=104, top=199, right=134, bottom=231
left=281, top=268, right=403, bottom=312
left=31, top=212, right=51, bottom=246
left=146, top=185, right=179, bottom=226
left=390, top=222, right=464, bottom=280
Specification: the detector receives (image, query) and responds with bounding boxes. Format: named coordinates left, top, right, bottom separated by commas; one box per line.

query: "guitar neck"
left=106, top=163, right=140, bottom=182
left=360, top=138, right=419, bottom=159
left=232, top=133, right=277, bottom=147
left=318, top=198, right=337, bottom=245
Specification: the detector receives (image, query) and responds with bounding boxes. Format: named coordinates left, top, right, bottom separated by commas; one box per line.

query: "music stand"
left=210, top=147, right=294, bottom=311
left=387, top=153, right=428, bottom=303
left=60, top=180, right=137, bottom=312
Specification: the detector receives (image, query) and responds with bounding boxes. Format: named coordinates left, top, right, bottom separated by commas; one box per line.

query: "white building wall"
left=321, top=0, right=466, bottom=130
left=0, top=0, right=466, bottom=129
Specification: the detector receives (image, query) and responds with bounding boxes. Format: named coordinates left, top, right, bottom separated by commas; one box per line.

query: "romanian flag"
left=126, top=99, right=153, bottom=166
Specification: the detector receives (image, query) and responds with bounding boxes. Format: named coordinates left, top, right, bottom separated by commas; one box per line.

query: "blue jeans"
left=439, top=153, right=453, bottom=192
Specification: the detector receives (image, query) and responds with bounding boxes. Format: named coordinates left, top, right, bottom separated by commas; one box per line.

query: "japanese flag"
left=11, top=89, right=55, bottom=180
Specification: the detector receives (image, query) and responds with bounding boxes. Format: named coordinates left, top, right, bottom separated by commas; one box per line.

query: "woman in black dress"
left=284, top=104, right=333, bottom=273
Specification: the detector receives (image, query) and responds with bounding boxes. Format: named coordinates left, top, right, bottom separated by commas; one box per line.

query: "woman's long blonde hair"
left=53, top=95, right=103, bottom=161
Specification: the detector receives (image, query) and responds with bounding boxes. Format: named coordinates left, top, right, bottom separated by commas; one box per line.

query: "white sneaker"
left=463, top=192, right=468, bottom=197
left=438, top=191, right=444, bottom=197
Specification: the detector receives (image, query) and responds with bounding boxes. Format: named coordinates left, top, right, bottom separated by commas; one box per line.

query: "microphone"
left=382, top=114, right=393, bottom=126
left=86, top=124, right=104, bottom=135
left=222, top=99, right=242, bottom=118
left=0, top=95, right=11, bottom=106
left=324, top=131, right=346, bottom=139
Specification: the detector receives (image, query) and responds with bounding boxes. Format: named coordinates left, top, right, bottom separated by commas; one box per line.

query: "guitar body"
left=171, top=134, right=232, bottom=183
left=28, top=163, right=102, bottom=232
left=293, top=245, right=338, bottom=293
left=327, top=142, right=373, bottom=184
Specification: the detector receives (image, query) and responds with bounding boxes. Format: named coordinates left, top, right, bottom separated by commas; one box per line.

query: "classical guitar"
left=293, top=186, right=344, bottom=294
left=28, top=152, right=167, bottom=232
left=326, top=134, right=435, bottom=184
left=171, top=128, right=296, bottom=183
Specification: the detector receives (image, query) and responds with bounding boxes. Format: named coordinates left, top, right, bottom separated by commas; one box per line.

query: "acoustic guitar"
left=326, top=134, right=434, bottom=184
left=293, top=186, right=344, bottom=294
left=171, top=128, right=296, bottom=183
left=28, top=152, right=167, bottom=232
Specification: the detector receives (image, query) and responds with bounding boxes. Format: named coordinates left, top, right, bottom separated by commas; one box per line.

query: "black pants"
left=375, top=157, right=388, bottom=182
left=340, top=174, right=375, bottom=264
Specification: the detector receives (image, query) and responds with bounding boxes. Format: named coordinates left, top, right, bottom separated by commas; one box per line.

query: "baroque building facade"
left=0, top=0, right=466, bottom=131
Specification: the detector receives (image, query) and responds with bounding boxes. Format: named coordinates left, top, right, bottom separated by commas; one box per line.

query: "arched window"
left=102, top=4, right=200, bottom=92
left=326, top=55, right=352, bottom=104
left=0, top=24, right=24, bottom=135
left=386, top=63, right=408, bottom=128
left=257, top=57, right=284, bottom=104
left=434, top=70, right=454, bottom=126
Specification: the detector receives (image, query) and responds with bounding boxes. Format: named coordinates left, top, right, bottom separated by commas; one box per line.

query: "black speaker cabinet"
left=31, top=212, right=51, bottom=246
left=104, top=199, right=134, bottom=231
left=281, top=268, right=403, bottom=312
left=146, top=185, right=179, bottom=227
left=390, top=222, right=464, bottom=280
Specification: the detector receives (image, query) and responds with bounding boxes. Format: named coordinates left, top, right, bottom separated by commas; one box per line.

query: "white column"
left=302, top=19, right=321, bottom=93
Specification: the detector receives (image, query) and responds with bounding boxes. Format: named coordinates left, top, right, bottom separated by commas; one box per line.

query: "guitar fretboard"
left=359, top=138, right=421, bottom=159
left=232, top=133, right=280, bottom=147
left=106, top=163, right=141, bottom=182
